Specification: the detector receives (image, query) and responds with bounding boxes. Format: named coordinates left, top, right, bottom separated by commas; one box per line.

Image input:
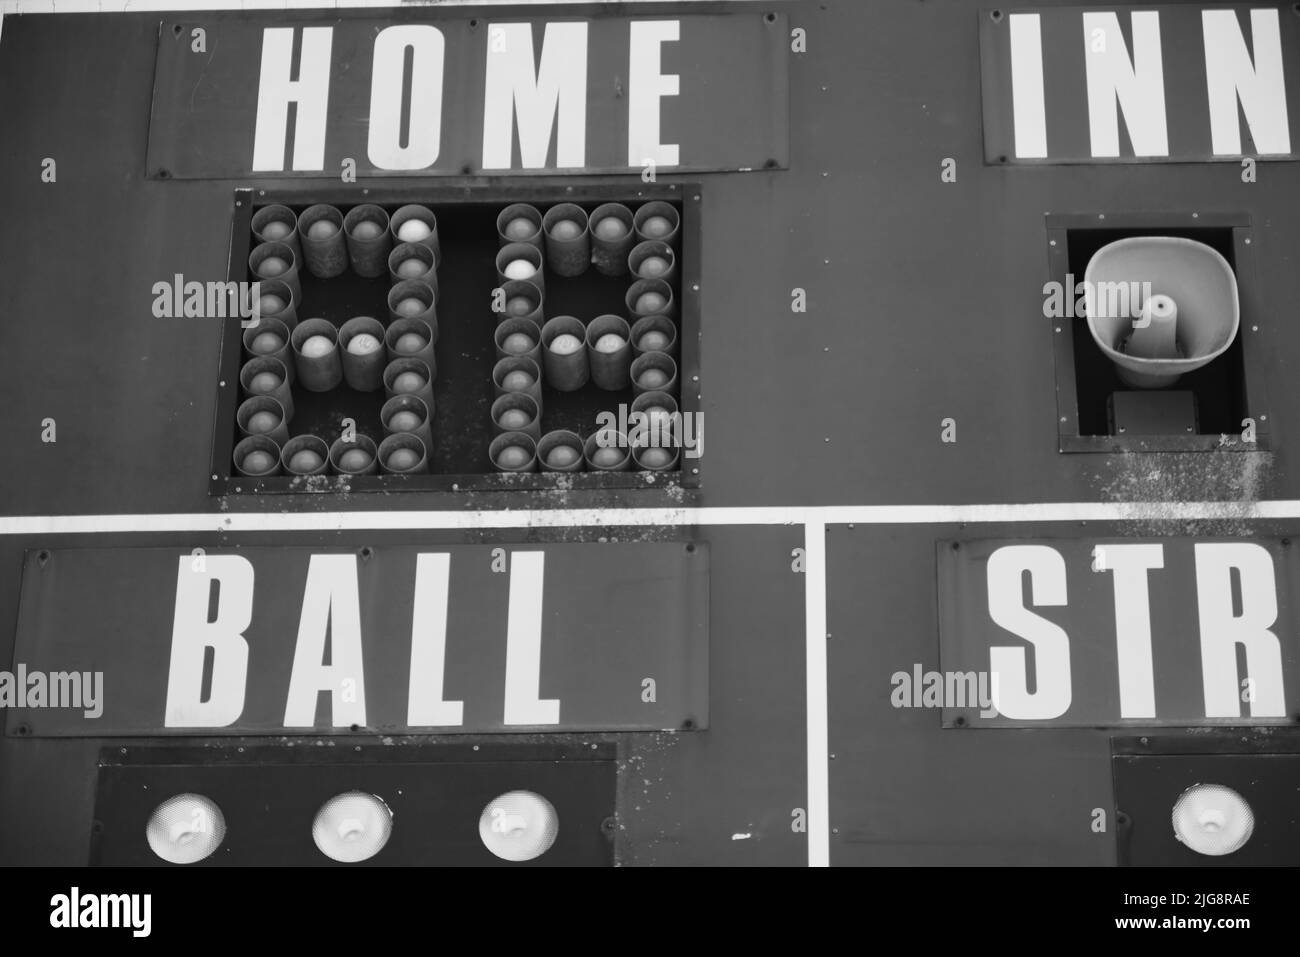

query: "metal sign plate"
left=937, top=537, right=1300, bottom=726
left=146, top=11, right=789, bottom=178
left=980, top=4, right=1300, bottom=164
left=8, top=542, right=709, bottom=736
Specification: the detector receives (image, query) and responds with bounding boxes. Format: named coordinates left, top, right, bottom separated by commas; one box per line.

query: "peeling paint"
left=1093, top=451, right=1274, bottom=536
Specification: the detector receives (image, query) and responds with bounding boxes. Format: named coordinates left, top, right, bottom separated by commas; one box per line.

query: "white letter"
left=133, top=895, right=151, bottom=939
left=164, top=555, right=252, bottom=728
left=482, top=22, right=587, bottom=169
left=1009, top=14, right=1048, bottom=159
left=1195, top=543, right=1286, bottom=717
left=367, top=26, right=445, bottom=170
left=1097, top=544, right=1163, bottom=719
left=406, top=553, right=464, bottom=726
left=284, top=555, right=367, bottom=727
left=1202, top=9, right=1291, bottom=156
left=986, top=545, right=1072, bottom=720
left=1083, top=12, right=1168, bottom=157
left=252, top=27, right=333, bottom=171
left=503, top=551, right=559, bottom=725
left=49, top=894, right=69, bottom=929
left=627, top=20, right=680, bottom=168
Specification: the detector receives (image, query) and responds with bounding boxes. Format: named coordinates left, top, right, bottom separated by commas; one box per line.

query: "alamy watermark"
left=1042, top=274, right=1155, bottom=325
left=152, top=274, right=263, bottom=328
left=50, top=888, right=150, bottom=937
left=594, top=404, right=703, bottom=458
left=891, top=664, right=998, bottom=718
left=0, top=664, right=103, bottom=718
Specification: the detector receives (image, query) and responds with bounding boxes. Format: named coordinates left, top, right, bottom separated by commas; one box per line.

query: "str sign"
left=7, top=543, right=708, bottom=736
left=146, top=13, right=788, bottom=178
left=980, top=4, right=1300, bottom=163
left=937, top=538, right=1300, bottom=726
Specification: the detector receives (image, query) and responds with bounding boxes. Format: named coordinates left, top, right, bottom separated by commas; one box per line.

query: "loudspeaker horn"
left=1084, top=236, right=1239, bottom=389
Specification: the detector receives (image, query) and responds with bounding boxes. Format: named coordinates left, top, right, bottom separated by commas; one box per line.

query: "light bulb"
left=313, top=792, right=393, bottom=863
left=146, top=794, right=226, bottom=864
left=479, top=791, right=559, bottom=862
left=1172, top=783, right=1254, bottom=857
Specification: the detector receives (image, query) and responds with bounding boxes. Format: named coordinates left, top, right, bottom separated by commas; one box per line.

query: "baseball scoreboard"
left=1, top=0, right=1299, bottom=879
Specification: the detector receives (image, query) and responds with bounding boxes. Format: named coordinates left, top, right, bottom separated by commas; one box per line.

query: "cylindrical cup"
left=290, top=317, right=343, bottom=392
left=495, top=318, right=543, bottom=363
left=390, top=205, right=440, bottom=267
left=248, top=240, right=301, bottom=303
left=239, top=355, right=294, bottom=419
left=343, top=204, right=392, bottom=278
left=631, top=390, right=681, bottom=448
left=490, top=431, right=538, bottom=473
left=381, top=393, right=435, bottom=453
left=281, top=434, right=330, bottom=476
left=633, top=201, right=680, bottom=247
left=243, top=315, right=295, bottom=384
left=385, top=316, right=437, bottom=366
left=589, top=203, right=635, bottom=276
left=626, top=277, right=677, bottom=320
left=495, top=278, right=543, bottom=328
left=383, top=356, right=435, bottom=409
left=632, top=440, right=681, bottom=472
left=492, top=356, right=543, bottom=407
left=233, top=434, right=283, bottom=478
left=254, top=278, right=298, bottom=328
left=338, top=315, right=387, bottom=392
left=252, top=204, right=300, bottom=261
left=298, top=204, right=347, bottom=278
left=236, top=394, right=290, bottom=446
left=490, top=392, right=541, bottom=441
left=540, top=315, right=589, bottom=391
left=496, top=203, right=543, bottom=251
left=631, top=351, right=679, bottom=397
left=630, top=314, right=679, bottom=358
left=329, top=434, right=380, bottom=476
left=542, top=203, right=590, bottom=277
left=378, top=432, right=429, bottom=474
left=388, top=278, right=438, bottom=327
left=387, top=242, right=438, bottom=294
left=584, top=430, right=632, bottom=472
left=496, top=242, right=544, bottom=293
left=537, top=430, right=585, bottom=472
left=628, top=240, right=678, bottom=285
left=585, top=314, right=632, bottom=390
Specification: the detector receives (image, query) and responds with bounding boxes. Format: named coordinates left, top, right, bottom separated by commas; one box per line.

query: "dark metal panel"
left=91, top=743, right=616, bottom=866
left=824, top=520, right=1300, bottom=866
left=145, top=9, right=789, bottom=179
left=0, top=526, right=804, bottom=866
left=1112, top=733, right=1300, bottom=865
left=4, top=2, right=1300, bottom=515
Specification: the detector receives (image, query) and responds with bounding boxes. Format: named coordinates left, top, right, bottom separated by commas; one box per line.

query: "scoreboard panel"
left=0, top=0, right=1298, bottom=871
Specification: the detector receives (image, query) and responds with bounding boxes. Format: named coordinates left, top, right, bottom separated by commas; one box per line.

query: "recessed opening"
left=214, top=189, right=697, bottom=493
left=1055, top=222, right=1257, bottom=450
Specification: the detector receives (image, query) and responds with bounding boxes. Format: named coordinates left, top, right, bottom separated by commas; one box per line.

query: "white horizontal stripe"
left=0, top=501, right=1291, bottom=535
left=0, top=0, right=736, bottom=13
